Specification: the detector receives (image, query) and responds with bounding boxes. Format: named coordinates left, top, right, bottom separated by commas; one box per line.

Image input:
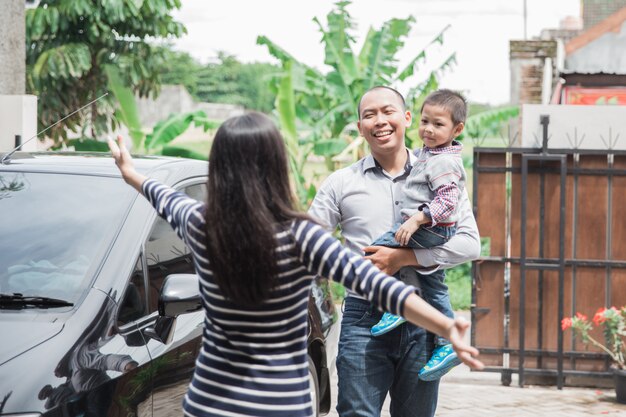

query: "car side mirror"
left=158, top=273, right=202, bottom=317
left=144, top=274, right=202, bottom=344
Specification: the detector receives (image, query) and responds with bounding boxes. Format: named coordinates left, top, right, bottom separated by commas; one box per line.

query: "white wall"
left=521, top=104, right=626, bottom=150
left=0, top=95, right=38, bottom=152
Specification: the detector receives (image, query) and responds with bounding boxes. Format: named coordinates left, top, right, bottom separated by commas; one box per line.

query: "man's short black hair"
left=420, top=89, right=467, bottom=125
left=357, top=86, right=406, bottom=119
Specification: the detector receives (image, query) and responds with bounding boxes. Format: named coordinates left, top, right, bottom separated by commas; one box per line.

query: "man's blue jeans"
left=371, top=223, right=456, bottom=345
left=336, top=297, right=440, bottom=417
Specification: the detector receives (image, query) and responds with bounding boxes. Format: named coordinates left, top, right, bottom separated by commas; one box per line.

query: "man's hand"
left=362, top=246, right=418, bottom=275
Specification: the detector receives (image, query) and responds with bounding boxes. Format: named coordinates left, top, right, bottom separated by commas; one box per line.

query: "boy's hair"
left=421, top=89, right=467, bottom=125
left=357, top=85, right=406, bottom=118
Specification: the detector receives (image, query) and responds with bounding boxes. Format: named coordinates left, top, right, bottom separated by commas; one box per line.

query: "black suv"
left=0, top=152, right=338, bottom=417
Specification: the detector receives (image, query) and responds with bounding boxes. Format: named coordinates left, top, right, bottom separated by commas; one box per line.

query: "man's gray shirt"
left=308, top=150, right=480, bottom=297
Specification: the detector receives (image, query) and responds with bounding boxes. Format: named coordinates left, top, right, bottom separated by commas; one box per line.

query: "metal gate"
left=471, top=116, right=626, bottom=388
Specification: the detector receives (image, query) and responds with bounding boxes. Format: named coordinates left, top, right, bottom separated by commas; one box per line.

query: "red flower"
left=593, top=308, right=606, bottom=326
left=561, top=317, right=573, bottom=331
left=575, top=312, right=588, bottom=321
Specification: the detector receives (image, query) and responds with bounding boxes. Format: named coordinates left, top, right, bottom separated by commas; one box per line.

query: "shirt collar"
left=424, top=140, right=463, bottom=155
left=363, top=149, right=415, bottom=176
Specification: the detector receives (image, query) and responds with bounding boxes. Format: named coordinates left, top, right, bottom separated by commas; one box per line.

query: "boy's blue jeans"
left=370, top=223, right=456, bottom=346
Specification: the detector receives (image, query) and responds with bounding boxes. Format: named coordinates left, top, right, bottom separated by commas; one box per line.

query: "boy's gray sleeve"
left=308, top=172, right=342, bottom=231
left=428, top=154, right=465, bottom=190
left=412, top=188, right=480, bottom=268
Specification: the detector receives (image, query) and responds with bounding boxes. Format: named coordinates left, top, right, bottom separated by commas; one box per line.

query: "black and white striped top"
left=142, top=179, right=415, bottom=417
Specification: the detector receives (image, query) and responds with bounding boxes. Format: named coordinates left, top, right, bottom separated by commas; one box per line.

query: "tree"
left=158, top=48, right=202, bottom=97
left=155, top=49, right=278, bottom=113
left=26, top=0, right=186, bottom=145
left=194, top=52, right=277, bottom=113
left=258, top=0, right=455, bottom=205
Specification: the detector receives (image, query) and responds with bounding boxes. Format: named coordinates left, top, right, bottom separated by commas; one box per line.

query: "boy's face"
left=357, top=89, right=412, bottom=158
left=419, top=104, right=464, bottom=149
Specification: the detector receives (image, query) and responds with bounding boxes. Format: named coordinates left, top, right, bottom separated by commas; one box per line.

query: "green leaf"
left=160, top=145, right=207, bottom=160
left=360, top=16, right=414, bottom=88
left=397, top=24, right=451, bottom=82
left=67, top=138, right=110, bottom=152
left=105, top=65, right=145, bottom=151
left=275, top=60, right=298, bottom=149
left=144, top=110, right=211, bottom=151
left=32, top=43, right=92, bottom=80
left=464, top=106, right=520, bottom=140
left=256, top=36, right=300, bottom=65
left=312, top=138, right=349, bottom=157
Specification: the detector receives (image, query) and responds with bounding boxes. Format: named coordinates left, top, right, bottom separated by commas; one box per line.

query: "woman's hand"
left=107, top=135, right=147, bottom=193
left=402, top=294, right=484, bottom=371
left=446, top=317, right=484, bottom=371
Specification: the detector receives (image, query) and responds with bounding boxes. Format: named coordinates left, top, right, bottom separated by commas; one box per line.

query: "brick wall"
left=583, top=0, right=626, bottom=29
left=509, top=40, right=558, bottom=105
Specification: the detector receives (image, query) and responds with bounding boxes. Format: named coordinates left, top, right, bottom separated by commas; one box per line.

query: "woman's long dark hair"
left=205, top=112, right=310, bottom=306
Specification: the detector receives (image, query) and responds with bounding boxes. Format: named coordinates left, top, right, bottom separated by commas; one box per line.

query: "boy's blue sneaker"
left=418, top=344, right=461, bottom=381
left=370, top=312, right=406, bottom=336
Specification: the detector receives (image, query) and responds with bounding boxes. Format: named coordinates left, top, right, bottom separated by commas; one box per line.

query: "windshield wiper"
left=0, top=293, right=74, bottom=309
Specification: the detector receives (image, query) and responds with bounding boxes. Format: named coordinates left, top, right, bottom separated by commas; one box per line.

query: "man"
left=309, top=86, right=480, bottom=417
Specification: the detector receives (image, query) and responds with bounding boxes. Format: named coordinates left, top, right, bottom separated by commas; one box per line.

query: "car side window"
left=118, top=182, right=207, bottom=322
left=118, top=258, right=147, bottom=326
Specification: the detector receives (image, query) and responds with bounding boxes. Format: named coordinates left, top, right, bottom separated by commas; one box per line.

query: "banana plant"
left=463, top=105, right=520, bottom=146
left=258, top=0, right=456, bottom=206
left=69, top=65, right=219, bottom=159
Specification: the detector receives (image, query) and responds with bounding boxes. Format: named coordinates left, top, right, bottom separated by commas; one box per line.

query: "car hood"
left=0, top=319, right=64, bottom=366
left=0, top=290, right=112, bottom=415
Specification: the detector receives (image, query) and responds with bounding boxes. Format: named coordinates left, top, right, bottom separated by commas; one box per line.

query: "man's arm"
left=308, top=173, right=342, bottom=231
left=364, top=189, right=480, bottom=274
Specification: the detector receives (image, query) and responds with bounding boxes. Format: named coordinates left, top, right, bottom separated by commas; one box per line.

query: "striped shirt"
left=142, top=179, right=415, bottom=417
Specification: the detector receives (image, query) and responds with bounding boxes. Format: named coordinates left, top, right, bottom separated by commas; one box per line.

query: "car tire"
left=308, top=355, right=320, bottom=417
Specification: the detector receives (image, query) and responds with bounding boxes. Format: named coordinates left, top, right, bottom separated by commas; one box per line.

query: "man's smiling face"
left=357, top=88, right=412, bottom=158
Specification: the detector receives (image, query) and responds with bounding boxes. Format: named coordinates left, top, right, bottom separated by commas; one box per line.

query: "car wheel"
left=308, top=356, right=320, bottom=417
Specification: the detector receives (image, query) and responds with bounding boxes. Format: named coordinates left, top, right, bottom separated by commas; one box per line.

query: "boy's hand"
left=395, top=211, right=427, bottom=245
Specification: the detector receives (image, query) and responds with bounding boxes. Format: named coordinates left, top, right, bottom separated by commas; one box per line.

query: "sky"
left=171, top=0, right=582, bottom=105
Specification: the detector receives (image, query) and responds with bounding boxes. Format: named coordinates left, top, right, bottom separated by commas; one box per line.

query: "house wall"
left=0, top=95, right=38, bottom=151
left=0, top=0, right=25, bottom=95
left=521, top=104, right=626, bottom=150
left=566, top=21, right=626, bottom=73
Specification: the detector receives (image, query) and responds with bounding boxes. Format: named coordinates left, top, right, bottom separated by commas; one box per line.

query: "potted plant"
left=562, top=306, right=626, bottom=404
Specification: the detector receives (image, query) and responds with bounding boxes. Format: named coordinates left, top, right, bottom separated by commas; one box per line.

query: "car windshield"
left=0, top=171, right=133, bottom=306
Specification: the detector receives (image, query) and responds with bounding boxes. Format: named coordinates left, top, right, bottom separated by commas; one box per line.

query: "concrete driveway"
left=324, top=311, right=626, bottom=417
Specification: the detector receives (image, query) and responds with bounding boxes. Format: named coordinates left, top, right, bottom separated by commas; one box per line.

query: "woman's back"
left=143, top=180, right=320, bottom=416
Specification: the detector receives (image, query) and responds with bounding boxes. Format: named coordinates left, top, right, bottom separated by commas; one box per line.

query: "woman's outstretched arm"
left=107, top=135, right=147, bottom=193
left=293, top=219, right=483, bottom=371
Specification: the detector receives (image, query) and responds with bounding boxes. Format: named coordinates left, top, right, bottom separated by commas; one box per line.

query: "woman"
left=108, top=112, right=483, bottom=417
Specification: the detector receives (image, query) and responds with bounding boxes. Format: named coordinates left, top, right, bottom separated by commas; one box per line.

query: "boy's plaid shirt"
left=423, top=143, right=463, bottom=225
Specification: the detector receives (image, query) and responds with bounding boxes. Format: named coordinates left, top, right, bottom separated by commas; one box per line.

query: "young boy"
left=369, top=89, right=468, bottom=381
